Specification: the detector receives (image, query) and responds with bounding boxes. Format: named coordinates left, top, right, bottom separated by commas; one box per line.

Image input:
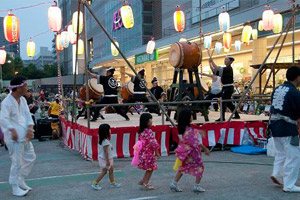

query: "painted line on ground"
left=0, top=170, right=122, bottom=184
left=128, top=197, right=158, bottom=200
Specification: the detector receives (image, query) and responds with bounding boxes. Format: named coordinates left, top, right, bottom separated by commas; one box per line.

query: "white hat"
left=138, top=69, right=145, bottom=73
left=106, top=67, right=115, bottom=72
left=226, top=56, right=235, bottom=61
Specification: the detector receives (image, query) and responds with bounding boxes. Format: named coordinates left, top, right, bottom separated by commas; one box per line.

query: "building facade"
left=56, top=0, right=299, bottom=95
left=23, top=47, right=54, bottom=69
left=0, top=17, right=20, bottom=58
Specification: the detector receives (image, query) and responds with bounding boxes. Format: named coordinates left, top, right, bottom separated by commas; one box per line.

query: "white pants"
left=6, top=141, right=36, bottom=185
left=272, top=137, right=300, bottom=190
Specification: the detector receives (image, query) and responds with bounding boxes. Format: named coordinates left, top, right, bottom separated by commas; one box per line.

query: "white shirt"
left=98, top=139, right=113, bottom=160
left=211, top=76, right=222, bottom=94
left=0, top=94, right=34, bottom=142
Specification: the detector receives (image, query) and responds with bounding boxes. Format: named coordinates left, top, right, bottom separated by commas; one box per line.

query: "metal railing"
left=62, top=96, right=271, bottom=125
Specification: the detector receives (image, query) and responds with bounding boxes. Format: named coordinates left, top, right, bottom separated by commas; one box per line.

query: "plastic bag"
left=131, top=141, right=143, bottom=166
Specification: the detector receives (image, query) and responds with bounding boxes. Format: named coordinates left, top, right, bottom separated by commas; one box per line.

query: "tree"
left=2, top=55, right=16, bottom=80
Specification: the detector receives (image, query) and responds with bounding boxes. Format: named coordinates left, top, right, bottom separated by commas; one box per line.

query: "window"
left=143, top=24, right=153, bottom=36
left=88, top=38, right=94, bottom=62
left=143, top=13, right=153, bottom=24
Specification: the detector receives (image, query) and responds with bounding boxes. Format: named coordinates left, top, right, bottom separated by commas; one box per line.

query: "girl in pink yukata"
left=137, top=113, right=160, bottom=190
left=170, top=109, right=211, bottom=193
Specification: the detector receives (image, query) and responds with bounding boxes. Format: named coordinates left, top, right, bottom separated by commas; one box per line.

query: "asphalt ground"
left=0, top=140, right=299, bottom=200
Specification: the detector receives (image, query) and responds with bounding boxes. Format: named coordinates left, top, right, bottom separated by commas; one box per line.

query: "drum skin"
left=80, top=79, right=103, bottom=101
left=169, top=42, right=202, bottom=69
left=194, top=79, right=209, bottom=99
left=120, top=82, right=134, bottom=101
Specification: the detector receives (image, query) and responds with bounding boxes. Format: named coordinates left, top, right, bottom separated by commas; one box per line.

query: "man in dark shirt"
left=88, top=67, right=130, bottom=121
left=124, top=69, right=160, bottom=115
left=209, top=55, right=240, bottom=121
left=269, top=66, right=300, bottom=192
left=150, top=78, right=164, bottom=101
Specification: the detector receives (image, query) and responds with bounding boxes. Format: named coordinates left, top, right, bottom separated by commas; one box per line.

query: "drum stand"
left=167, top=68, right=209, bottom=122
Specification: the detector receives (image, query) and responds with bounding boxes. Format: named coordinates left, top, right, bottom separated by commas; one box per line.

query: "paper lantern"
left=72, top=11, right=83, bottom=34
left=223, top=32, right=232, bottom=50
left=258, top=20, right=264, bottom=31
left=48, top=4, right=62, bottom=33
left=204, top=36, right=212, bottom=49
left=61, top=31, right=69, bottom=48
left=251, top=29, right=258, bottom=40
left=3, top=13, right=20, bottom=43
left=174, top=6, right=185, bottom=32
left=56, top=34, right=64, bottom=51
left=27, top=39, right=35, bottom=58
left=179, top=37, right=187, bottom=42
left=0, top=48, right=7, bottom=65
left=241, top=24, right=252, bottom=43
left=215, top=42, right=222, bottom=54
left=77, top=39, right=84, bottom=55
left=120, top=5, right=134, bottom=29
left=262, top=8, right=274, bottom=31
left=146, top=38, right=155, bottom=54
left=68, top=25, right=77, bottom=45
left=273, top=13, right=283, bottom=34
left=111, top=41, right=119, bottom=56
left=218, top=12, right=230, bottom=32
left=235, top=40, right=241, bottom=51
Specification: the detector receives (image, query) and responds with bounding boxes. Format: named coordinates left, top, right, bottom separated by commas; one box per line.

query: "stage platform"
left=74, top=111, right=269, bottom=128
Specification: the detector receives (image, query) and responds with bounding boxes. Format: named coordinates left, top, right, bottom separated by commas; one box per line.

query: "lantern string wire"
left=0, top=2, right=53, bottom=13
left=2, top=30, right=51, bottom=49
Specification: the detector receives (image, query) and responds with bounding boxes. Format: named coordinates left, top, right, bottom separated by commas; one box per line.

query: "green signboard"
left=135, top=50, right=159, bottom=65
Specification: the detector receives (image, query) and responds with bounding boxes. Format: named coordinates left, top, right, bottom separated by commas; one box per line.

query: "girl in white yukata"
left=0, top=77, right=36, bottom=197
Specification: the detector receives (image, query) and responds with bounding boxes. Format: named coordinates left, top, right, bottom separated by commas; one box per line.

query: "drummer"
left=150, top=78, right=164, bottom=101
left=208, top=55, right=240, bottom=121
left=123, top=69, right=161, bottom=115
left=87, top=67, right=130, bottom=121
left=200, top=72, right=222, bottom=112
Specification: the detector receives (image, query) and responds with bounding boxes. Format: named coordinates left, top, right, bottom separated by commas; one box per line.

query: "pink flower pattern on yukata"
left=138, top=128, right=160, bottom=171
left=175, top=126, right=204, bottom=178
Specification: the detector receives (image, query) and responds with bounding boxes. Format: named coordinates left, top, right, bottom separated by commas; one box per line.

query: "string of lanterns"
left=0, top=2, right=287, bottom=66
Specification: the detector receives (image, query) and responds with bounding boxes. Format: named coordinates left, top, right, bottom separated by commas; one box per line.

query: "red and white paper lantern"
left=3, top=13, right=20, bottom=43
left=0, top=48, right=7, bottom=65
left=173, top=6, right=185, bottom=32
left=48, top=4, right=62, bottom=33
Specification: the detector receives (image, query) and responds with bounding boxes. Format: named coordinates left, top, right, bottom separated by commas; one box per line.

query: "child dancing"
left=170, top=109, right=210, bottom=193
left=91, top=124, right=121, bottom=190
left=136, top=113, right=160, bottom=190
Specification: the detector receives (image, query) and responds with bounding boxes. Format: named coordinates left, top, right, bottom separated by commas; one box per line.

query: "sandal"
left=142, top=183, right=154, bottom=190
left=138, top=180, right=144, bottom=185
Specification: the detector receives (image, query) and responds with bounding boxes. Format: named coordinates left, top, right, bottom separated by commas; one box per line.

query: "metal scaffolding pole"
left=82, top=1, right=176, bottom=127
left=228, top=13, right=295, bottom=121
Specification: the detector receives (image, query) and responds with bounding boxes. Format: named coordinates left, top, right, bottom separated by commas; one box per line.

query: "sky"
left=0, top=0, right=54, bottom=60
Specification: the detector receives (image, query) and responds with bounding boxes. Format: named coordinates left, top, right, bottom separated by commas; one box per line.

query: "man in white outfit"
left=0, top=77, right=36, bottom=197
left=269, top=66, right=300, bottom=192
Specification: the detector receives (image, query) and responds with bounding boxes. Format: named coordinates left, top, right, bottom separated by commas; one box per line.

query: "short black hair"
left=10, top=77, right=26, bottom=92
left=138, top=113, right=152, bottom=134
left=177, top=109, right=192, bottom=135
left=286, top=66, right=300, bottom=82
left=98, top=124, right=111, bottom=145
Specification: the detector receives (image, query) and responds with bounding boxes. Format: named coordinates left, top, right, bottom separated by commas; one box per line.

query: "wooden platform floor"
left=74, top=111, right=268, bottom=128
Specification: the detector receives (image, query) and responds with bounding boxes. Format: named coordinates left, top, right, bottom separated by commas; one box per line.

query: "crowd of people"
left=0, top=61, right=299, bottom=197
